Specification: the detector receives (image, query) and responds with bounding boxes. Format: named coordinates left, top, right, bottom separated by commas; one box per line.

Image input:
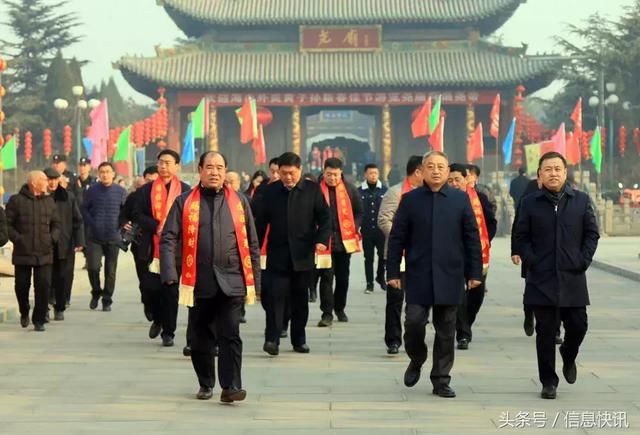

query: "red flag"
left=551, top=123, right=566, bottom=156
left=566, top=131, right=581, bottom=165
left=570, top=97, right=582, bottom=147
left=467, top=123, right=484, bottom=163
left=411, top=97, right=431, bottom=138
left=490, top=93, right=501, bottom=138
left=428, top=116, right=445, bottom=152
left=236, top=98, right=257, bottom=144
left=540, top=140, right=555, bottom=155
left=252, top=124, right=267, bottom=165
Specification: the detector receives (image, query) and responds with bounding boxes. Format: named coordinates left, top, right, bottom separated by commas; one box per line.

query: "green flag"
left=192, top=98, right=207, bottom=139
left=590, top=127, right=602, bottom=174
left=113, top=126, right=131, bottom=162
left=0, top=136, right=17, bottom=170
left=429, top=95, right=441, bottom=134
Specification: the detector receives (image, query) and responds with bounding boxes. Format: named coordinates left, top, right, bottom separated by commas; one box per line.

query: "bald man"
left=225, top=171, right=242, bottom=193
left=5, top=171, right=61, bottom=331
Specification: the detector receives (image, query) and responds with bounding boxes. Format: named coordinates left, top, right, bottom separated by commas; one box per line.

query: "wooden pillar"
left=292, top=104, right=301, bottom=155
left=208, top=103, right=218, bottom=151
left=382, top=104, right=392, bottom=181
left=512, top=85, right=526, bottom=168
left=466, top=102, right=475, bottom=160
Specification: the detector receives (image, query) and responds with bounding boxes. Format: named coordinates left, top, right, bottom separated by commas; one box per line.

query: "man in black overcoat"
left=387, top=151, right=482, bottom=398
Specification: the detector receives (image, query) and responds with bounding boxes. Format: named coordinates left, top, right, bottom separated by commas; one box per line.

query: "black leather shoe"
left=403, top=361, right=422, bottom=387
left=196, top=386, right=213, bottom=400
left=387, top=344, right=400, bottom=355
left=560, top=347, right=577, bottom=384
left=457, top=338, right=469, bottom=350
left=524, top=315, right=534, bottom=336
left=432, top=385, right=456, bottom=398
left=336, top=311, right=349, bottom=322
left=33, top=323, right=46, bottom=332
left=364, top=285, right=373, bottom=294
left=555, top=334, right=563, bottom=345
left=263, top=341, right=279, bottom=356
left=541, top=384, right=557, bottom=399
left=44, top=311, right=50, bottom=323
left=309, top=290, right=317, bottom=303
left=376, top=277, right=387, bottom=291
left=53, top=311, right=64, bottom=321
left=317, top=316, right=332, bottom=327
left=182, top=346, right=191, bottom=357
left=20, top=316, right=29, bottom=328
left=143, top=305, right=153, bottom=322
left=162, top=336, right=174, bottom=347
left=102, top=303, right=112, bottom=312
left=89, top=297, right=99, bottom=310
left=293, top=344, right=310, bottom=353
left=149, top=322, right=162, bottom=339
left=239, top=316, right=247, bottom=324
left=220, top=388, right=246, bottom=403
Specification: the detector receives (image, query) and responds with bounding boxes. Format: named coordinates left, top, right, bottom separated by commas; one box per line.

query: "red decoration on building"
left=512, top=85, right=526, bottom=168
left=256, top=106, right=273, bottom=126
left=24, top=131, right=32, bottom=162
left=144, top=118, right=151, bottom=144
left=618, top=125, right=626, bottom=157
left=633, top=128, right=640, bottom=156
left=0, top=57, right=7, bottom=72
left=63, top=125, right=72, bottom=155
left=43, top=129, right=52, bottom=159
left=582, top=131, right=592, bottom=160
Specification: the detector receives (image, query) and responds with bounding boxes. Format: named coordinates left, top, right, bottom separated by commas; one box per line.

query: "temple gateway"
left=116, top=0, right=558, bottom=177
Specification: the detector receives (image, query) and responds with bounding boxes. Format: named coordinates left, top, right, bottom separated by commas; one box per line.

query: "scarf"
left=316, top=180, right=360, bottom=269
left=466, top=185, right=491, bottom=273
left=179, top=185, right=256, bottom=307
left=149, top=176, right=181, bottom=274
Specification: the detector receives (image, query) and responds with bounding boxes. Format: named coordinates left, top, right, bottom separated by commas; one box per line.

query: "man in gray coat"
left=160, top=151, right=260, bottom=403
left=377, top=155, right=423, bottom=355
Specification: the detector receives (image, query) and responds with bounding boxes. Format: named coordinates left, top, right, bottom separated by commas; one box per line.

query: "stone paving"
left=0, top=238, right=638, bottom=434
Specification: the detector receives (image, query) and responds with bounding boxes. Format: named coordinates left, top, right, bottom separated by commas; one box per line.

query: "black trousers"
left=455, top=275, right=487, bottom=342
left=86, top=240, right=120, bottom=304
left=15, top=264, right=52, bottom=324
left=264, top=269, right=310, bottom=346
left=318, top=251, right=351, bottom=317
left=404, top=304, right=457, bottom=388
left=64, top=251, right=76, bottom=304
left=51, top=254, right=72, bottom=312
left=532, top=306, right=588, bottom=387
left=133, top=255, right=148, bottom=306
left=384, top=273, right=406, bottom=347
left=362, top=231, right=385, bottom=287
left=190, top=293, right=244, bottom=389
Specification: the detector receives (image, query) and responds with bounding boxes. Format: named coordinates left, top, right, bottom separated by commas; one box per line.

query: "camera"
left=118, top=222, right=141, bottom=252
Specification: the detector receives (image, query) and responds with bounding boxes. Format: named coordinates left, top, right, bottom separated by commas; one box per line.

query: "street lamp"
left=53, top=86, right=91, bottom=165
left=588, top=81, right=619, bottom=187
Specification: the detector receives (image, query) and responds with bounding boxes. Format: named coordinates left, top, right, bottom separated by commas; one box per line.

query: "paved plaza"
left=0, top=237, right=638, bottom=434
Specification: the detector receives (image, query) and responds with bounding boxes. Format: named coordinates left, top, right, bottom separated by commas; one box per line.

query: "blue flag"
left=82, top=138, right=93, bottom=158
left=182, top=122, right=195, bottom=165
left=502, top=117, right=516, bottom=165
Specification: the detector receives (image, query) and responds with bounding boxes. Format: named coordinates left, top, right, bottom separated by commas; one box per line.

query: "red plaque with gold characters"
left=300, top=26, right=382, bottom=52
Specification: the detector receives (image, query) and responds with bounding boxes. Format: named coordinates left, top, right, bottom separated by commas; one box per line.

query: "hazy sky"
left=0, top=0, right=635, bottom=103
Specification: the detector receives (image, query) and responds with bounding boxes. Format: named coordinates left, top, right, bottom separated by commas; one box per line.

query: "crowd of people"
left=0, top=148, right=599, bottom=403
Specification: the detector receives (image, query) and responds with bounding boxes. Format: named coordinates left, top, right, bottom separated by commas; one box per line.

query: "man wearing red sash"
left=253, top=152, right=330, bottom=356
left=160, top=151, right=260, bottom=402
left=133, top=150, right=191, bottom=347
left=316, top=158, right=363, bottom=327
left=378, top=156, right=424, bottom=354
left=447, top=164, right=497, bottom=351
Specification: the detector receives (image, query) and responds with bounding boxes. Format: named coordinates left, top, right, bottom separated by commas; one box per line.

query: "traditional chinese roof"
left=116, top=43, right=560, bottom=98
left=160, top=0, right=525, bottom=38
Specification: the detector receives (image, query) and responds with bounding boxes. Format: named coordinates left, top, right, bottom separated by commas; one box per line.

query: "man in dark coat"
left=358, top=163, right=387, bottom=294
left=447, top=163, right=497, bottom=350
left=253, top=152, right=331, bottom=356
left=509, top=167, right=531, bottom=205
left=133, top=150, right=191, bottom=347
left=316, top=157, right=363, bottom=326
left=51, top=154, right=80, bottom=198
left=513, top=152, right=599, bottom=400
left=5, top=171, right=61, bottom=331
left=81, top=162, right=127, bottom=311
left=387, top=151, right=482, bottom=398
left=160, top=151, right=260, bottom=403
left=45, top=168, right=84, bottom=321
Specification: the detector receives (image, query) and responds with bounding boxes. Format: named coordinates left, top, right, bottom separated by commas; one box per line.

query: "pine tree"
left=0, top=0, right=81, bottom=133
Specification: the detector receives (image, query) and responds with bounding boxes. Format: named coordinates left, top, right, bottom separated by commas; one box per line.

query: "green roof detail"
left=159, top=0, right=525, bottom=26
left=116, top=47, right=559, bottom=97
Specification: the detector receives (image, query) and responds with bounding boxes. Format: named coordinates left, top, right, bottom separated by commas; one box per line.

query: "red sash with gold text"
left=466, top=185, right=491, bottom=272
left=149, top=176, right=181, bottom=274
left=179, top=186, right=256, bottom=307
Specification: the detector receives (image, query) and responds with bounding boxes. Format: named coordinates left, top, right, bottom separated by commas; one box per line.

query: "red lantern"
left=143, top=117, right=151, bottom=144
left=63, top=125, right=72, bottom=155
left=24, top=131, right=32, bottom=162
left=151, top=112, right=158, bottom=141
left=0, top=57, right=7, bottom=72
left=618, top=125, right=627, bottom=157
left=633, top=128, right=640, bottom=156
left=0, top=111, right=5, bottom=123
left=0, top=85, right=5, bottom=97
left=43, top=129, right=52, bottom=159
left=581, top=131, right=591, bottom=160
left=256, top=106, right=273, bottom=126
left=135, top=122, right=144, bottom=147
left=0, top=136, right=3, bottom=147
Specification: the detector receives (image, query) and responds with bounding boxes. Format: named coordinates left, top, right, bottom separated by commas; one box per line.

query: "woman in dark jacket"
left=244, top=170, right=268, bottom=198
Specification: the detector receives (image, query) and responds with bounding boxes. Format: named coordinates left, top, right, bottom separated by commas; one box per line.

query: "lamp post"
left=53, top=87, right=99, bottom=165
left=587, top=78, right=619, bottom=188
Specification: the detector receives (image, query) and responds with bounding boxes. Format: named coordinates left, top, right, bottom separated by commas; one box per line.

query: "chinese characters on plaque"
left=300, top=26, right=382, bottom=52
